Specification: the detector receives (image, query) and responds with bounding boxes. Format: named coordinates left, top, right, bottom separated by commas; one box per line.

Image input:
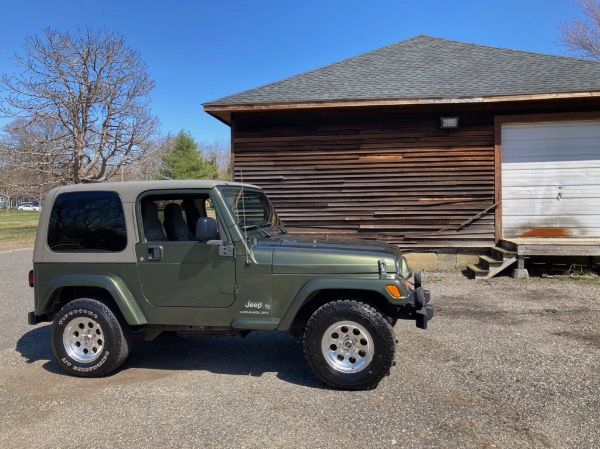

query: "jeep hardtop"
left=28, top=180, right=433, bottom=389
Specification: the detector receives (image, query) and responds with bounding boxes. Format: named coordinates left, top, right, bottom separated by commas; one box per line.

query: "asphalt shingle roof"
left=204, top=35, right=600, bottom=107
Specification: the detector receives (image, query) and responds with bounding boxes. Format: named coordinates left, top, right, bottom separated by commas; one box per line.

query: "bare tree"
left=0, top=144, right=17, bottom=205
left=0, top=141, right=36, bottom=208
left=0, top=27, right=160, bottom=184
left=200, top=139, right=232, bottom=180
left=127, top=134, right=171, bottom=181
left=560, top=0, right=600, bottom=60
left=2, top=118, right=66, bottom=192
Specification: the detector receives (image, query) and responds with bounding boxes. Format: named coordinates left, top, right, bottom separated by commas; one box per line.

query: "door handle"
left=147, top=246, right=162, bottom=261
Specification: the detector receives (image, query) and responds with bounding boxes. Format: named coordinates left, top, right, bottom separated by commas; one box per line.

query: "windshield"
left=220, top=187, right=284, bottom=234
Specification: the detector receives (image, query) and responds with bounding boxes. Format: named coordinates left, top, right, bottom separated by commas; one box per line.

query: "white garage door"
left=501, top=120, right=600, bottom=238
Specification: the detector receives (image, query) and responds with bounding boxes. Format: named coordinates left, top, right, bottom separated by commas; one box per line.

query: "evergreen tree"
left=159, top=131, right=217, bottom=180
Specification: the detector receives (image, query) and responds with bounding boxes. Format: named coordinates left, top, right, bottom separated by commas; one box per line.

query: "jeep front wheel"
left=303, top=300, right=395, bottom=390
left=51, top=298, right=131, bottom=377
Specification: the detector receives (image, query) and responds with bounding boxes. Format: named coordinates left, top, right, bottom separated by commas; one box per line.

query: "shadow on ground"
left=16, top=326, right=322, bottom=388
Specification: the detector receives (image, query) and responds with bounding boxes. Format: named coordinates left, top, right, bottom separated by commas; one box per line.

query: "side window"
left=140, top=194, right=216, bottom=242
left=205, top=198, right=216, bottom=220
left=48, top=191, right=127, bottom=252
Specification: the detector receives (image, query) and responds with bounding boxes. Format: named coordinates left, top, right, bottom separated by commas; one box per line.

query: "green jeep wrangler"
left=28, top=180, right=433, bottom=390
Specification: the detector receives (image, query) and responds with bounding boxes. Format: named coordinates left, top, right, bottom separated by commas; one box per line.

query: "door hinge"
left=219, top=245, right=234, bottom=257
left=234, top=285, right=241, bottom=295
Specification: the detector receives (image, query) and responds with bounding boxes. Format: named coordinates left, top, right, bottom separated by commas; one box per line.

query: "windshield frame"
left=217, top=186, right=284, bottom=236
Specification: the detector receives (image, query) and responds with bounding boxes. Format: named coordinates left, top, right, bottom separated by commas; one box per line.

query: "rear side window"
left=48, top=191, right=127, bottom=252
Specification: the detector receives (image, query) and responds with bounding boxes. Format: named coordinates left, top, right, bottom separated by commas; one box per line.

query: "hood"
left=253, top=235, right=404, bottom=275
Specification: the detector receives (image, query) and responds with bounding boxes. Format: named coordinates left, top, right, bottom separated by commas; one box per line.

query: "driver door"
left=135, top=191, right=235, bottom=308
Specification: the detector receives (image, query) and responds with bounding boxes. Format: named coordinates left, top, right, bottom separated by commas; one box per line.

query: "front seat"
left=141, top=201, right=167, bottom=241
left=163, top=203, right=194, bottom=241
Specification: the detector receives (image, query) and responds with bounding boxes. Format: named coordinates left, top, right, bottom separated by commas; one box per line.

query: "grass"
left=0, top=210, right=40, bottom=251
left=555, top=274, right=600, bottom=285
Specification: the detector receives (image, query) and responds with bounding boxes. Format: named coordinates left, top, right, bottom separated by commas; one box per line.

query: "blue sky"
left=0, top=0, right=583, bottom=143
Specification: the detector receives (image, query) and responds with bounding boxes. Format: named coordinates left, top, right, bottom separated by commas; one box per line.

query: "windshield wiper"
left=262, top=221, right=287, bottom=235
left=261, top=221, right=287, bottom=234
left=241, top=224, right=271, bottom=237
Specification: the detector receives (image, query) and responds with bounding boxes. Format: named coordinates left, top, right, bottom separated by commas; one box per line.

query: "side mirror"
left=196, top=217, right=219, bottom=241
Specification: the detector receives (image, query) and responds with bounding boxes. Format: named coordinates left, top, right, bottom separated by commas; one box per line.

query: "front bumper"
left=409, top=270, right=434, bottom=329
left=386, top=270, right=434, bottom=328
left=414, top=285, right=434, bottom=329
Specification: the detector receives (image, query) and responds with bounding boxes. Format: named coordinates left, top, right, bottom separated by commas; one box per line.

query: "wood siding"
left=232, top=110, right=496, bottom=248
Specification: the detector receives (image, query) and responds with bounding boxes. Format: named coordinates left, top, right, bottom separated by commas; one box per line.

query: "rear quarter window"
left=48, top=191, right=127, bottom=252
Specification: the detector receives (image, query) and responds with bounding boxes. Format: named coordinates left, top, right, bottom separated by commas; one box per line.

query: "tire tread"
left=303, top=299, right=395, bottom=390
left=51, top=298, right=130, bottom=377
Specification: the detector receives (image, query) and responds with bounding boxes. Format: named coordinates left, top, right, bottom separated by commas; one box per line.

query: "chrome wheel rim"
left=63, top=317, right=104, bottom=363
left=321, top=321, right=374, bottom=373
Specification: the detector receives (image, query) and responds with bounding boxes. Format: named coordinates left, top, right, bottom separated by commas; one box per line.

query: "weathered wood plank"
left=232, top=110, right=495, bottom=247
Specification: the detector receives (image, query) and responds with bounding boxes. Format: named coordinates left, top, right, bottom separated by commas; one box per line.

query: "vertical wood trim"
left=494, top=117, right=503, bottom=242
left=230, top=114, right=237, bottom=181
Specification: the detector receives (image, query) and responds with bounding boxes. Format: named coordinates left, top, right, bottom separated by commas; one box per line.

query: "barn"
left=204, top=35, right=600, bottom=275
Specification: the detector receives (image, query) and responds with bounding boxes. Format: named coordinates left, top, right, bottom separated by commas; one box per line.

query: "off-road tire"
left=303, top=300, right=395, bottom=390
left=51, top=298, right=131, bottom=377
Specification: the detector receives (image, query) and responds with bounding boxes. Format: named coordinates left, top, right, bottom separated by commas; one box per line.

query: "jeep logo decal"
left=244, top=301, right=264, bottom=310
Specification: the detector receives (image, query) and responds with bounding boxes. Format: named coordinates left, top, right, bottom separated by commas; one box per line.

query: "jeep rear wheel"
left=303, top=300, right=395, bottom=390
left=51, top=298, right=131, bottom=377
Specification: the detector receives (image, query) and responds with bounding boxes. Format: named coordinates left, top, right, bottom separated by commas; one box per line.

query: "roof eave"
left=204, top=91, right=600, bottom=125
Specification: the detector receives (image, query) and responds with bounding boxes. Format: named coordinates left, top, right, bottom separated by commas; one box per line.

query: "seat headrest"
left=141, top=201, right=159, bottom=220
left=164, top=203, right=184, bottom=221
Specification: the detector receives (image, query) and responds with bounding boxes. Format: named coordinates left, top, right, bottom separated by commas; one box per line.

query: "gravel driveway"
left=1, top=249, right=598, bottom=448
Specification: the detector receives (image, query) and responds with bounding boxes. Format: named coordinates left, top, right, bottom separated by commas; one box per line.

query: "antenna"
left=240, top=169, right=250, bottom=267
